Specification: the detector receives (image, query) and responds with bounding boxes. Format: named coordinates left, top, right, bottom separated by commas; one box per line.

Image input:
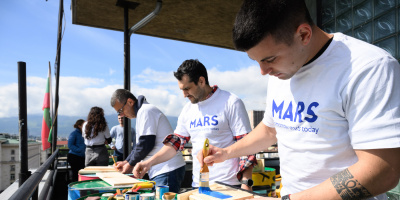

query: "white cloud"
left=132, top=65, right=269, bottom=114
left=0, top=83, right=19, bottom=118
left=0, top=65, right=268, bottom=118
left=208, top=65, right=269, bottom=111
left=134, top=68, right=176, bottom=84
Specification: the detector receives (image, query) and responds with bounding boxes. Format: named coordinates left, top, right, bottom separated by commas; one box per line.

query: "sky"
left=0, top=0, right=269, bottom=119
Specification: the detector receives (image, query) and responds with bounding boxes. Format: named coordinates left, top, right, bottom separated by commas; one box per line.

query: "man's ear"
left=127, top=98, right=135, bottom=106
left=296, top=23, right=312, bottom=46
left=198, top=76, right=206, bottom=86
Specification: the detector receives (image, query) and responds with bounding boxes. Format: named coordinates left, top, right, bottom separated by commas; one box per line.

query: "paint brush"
left=199, top=138, right=210, bottom=193
left=198, top=138, right=232, bottom=199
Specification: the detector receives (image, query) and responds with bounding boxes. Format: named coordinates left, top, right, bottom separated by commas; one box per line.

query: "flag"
left=41, top=66, right=52, bottom=150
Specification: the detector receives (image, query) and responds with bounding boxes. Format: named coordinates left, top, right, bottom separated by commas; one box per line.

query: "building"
left=0, top=133, right=43, bottom=192
left=248, top=110, right=265, bottom=129
left=57, top=140, right=68, bottom=148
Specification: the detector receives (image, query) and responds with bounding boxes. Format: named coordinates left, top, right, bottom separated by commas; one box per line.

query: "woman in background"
left=82, top=107, right=111, bottom=166
left=67, top=119, right=86, bottom=182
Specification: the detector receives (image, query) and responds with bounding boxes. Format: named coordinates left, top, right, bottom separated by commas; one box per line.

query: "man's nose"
left=259, top=62, right=272, bottom=75
left=183, top=90, right=189, bottom=97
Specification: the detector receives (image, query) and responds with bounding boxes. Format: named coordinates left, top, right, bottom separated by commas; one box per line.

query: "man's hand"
left=196, top=144, right=229, bottom=167
left=121, top=162, right=134, bottom=174
left=114, top=161, right=128, bottom=171
left=111, top=146, right=116, bottom=150
left=133, top=161, right=152, bottom=178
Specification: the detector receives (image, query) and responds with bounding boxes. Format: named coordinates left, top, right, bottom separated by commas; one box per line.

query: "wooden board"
left=78, top=166, right=118, bottom=174
left=178, top=183, right=255, bottom=200
left=96, top=172, right=142, bottom=187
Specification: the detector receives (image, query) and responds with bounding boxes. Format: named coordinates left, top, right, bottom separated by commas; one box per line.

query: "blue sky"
left=0, top=0, right=269, bottom=118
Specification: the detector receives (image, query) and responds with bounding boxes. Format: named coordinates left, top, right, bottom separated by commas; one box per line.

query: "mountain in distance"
left=0, top=114, right=178, bottom=138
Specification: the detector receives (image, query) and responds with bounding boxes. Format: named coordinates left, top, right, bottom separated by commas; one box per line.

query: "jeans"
left=151, top=165, right=186, bottom=193
left=113, top=149, right=124, bottom=161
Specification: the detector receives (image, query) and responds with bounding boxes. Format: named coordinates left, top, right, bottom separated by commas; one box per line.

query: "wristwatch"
left=240, top=179, right=254, bottom=187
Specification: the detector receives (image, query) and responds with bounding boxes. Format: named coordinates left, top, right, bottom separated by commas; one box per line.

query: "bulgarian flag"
left=41, top=65, right=52, bottom=150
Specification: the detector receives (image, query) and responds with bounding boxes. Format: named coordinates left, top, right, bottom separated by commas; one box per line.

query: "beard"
left=188, top=95, right=200, bottom=104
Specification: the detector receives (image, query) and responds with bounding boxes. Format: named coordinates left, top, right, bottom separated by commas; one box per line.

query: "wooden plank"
left=78, top=166, right=118, bottom=174
left=178, top=183, right=254, bottom=200
left=177, top=188, right=199, bottom=200
left=96, top=172, right=142, bottom=187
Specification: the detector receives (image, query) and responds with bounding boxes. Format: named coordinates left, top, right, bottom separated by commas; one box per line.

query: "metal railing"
left=9, top=149, right=60, bottom=200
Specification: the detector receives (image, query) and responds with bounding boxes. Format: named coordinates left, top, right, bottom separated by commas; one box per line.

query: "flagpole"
left=49, top=62, right=53, bottom=129
left=53, top=0, right=64, bottom=153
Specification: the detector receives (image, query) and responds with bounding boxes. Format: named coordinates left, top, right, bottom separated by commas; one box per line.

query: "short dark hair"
left=233, top=0, right=314, bottom=51
left=110, top=89, right=137, bottom=107
left=73, top=119, right=85, bottom=128
left=174, top=59, right=209, bottom=85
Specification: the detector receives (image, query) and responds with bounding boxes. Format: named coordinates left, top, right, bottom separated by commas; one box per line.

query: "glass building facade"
left=320, top=0, right=399, bottom=60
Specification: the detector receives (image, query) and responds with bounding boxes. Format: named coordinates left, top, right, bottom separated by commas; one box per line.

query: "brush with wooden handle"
left=198, top=138, right=232, bottom=199
left=199, top=138, right=210, bottom=193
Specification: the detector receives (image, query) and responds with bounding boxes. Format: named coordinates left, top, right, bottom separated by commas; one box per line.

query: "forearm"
left=129, top=135, right=156, bottom=166
left=291, top=148, right=400, bottom=200
left=290, top=168, right=371, bottom=200
left=146, top=144, right=177, bottom=166
left=226, top=123, right=277, bottom=160
left=242, top=166, right=253, bottom=180
left=125, top=149, right=134, bottom=162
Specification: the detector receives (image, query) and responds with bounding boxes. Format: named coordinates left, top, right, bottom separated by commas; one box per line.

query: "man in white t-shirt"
left=200, top=1, right=400, bottom=200
left=110, top=89, right=186, bottom=193
left=132, top=59, right=256, bottom=191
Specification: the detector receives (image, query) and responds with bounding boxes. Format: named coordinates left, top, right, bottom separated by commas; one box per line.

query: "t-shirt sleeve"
left=82, top=122, right=87, bottom=138
left=228, top=98, right=252, bottom=136
left=110, top=127, right=116, bottom=138
left=136, top=107, right=159, bottom=137
left=104, top=126, right=111, bottom=138
left=109, top=127, right=116, bottom=147
left=262, top=80, right=275, bottom=128
left=345, top=57, right=400, bottom=149
left=174, top=105, right=190, bottom=138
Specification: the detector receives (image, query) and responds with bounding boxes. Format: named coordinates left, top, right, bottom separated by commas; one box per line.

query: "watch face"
left=248, top=179, right=254, bottom=186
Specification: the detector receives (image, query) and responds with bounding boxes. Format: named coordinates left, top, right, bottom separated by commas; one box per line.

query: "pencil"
left=112, top=155, right=116, bottom=165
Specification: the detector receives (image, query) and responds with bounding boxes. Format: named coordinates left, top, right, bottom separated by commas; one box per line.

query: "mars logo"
left=190, top=115, right=218, bottom=128
left=272, top=100, right=319, bottom=123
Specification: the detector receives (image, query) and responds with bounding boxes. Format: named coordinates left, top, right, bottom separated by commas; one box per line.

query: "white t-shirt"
left=175, top=88, right=252, bottom=187
left=82, top=122, right=111, bottom=146
left=136, top=104, right=186, bottom=178
left=263, top=33, right=400, bottom=199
